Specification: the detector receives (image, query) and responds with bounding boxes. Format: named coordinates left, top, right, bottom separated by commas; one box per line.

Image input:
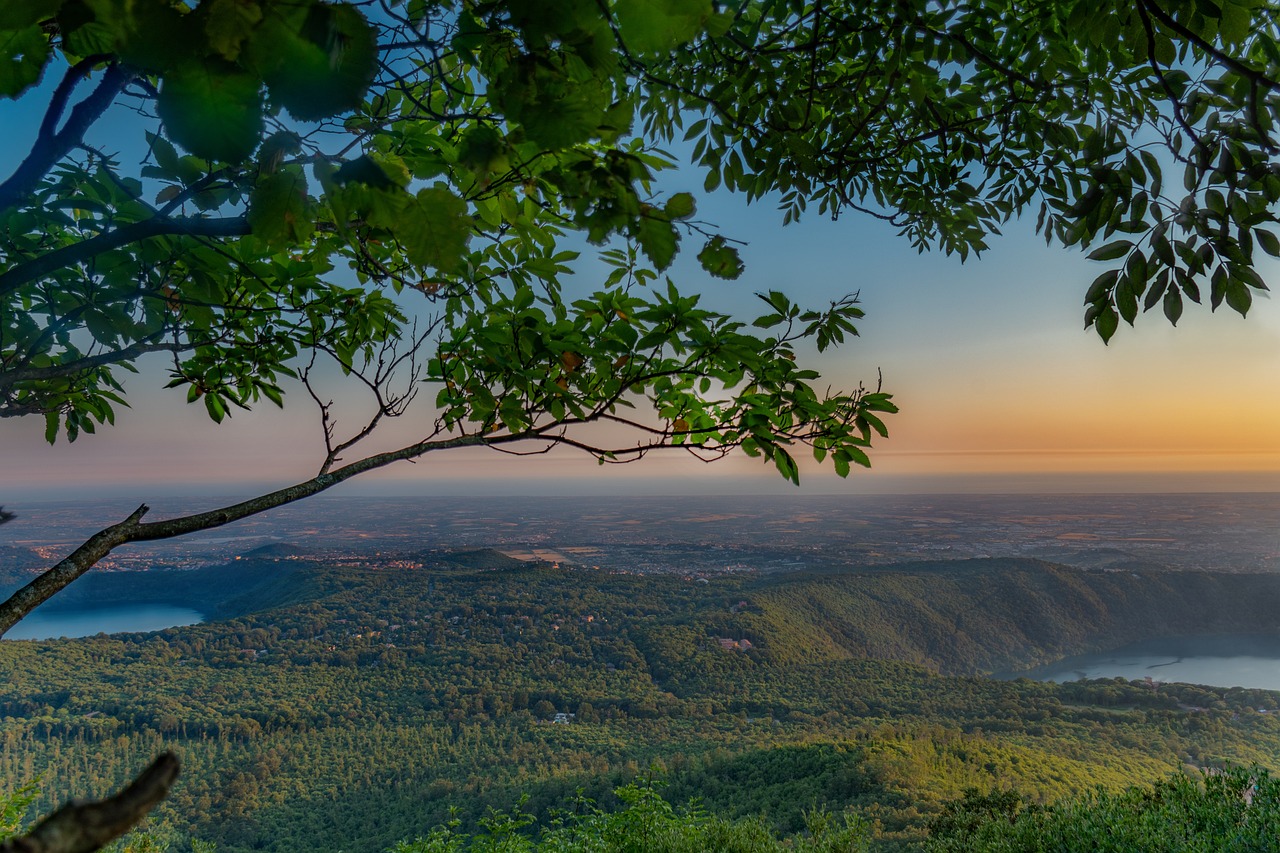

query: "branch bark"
left=0, top=217, right=250, bottom=300
left=0, top=753, right=179, bottom=853
left=0, top=341, right=188, bottom=390
left=0, top=65, right=129, bottom=215
left=1141, top=0, right=1280, bottom=94
left=0, top=430, right=516, bottom=637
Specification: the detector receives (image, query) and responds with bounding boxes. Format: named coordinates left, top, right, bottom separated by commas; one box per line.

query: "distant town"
left=3, top=493, right=1276, bottom=579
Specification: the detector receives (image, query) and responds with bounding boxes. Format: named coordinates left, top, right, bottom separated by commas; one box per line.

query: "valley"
left=2, top=494, right=1278, bottom=850
left=3, top=518, right=1280, bottom=849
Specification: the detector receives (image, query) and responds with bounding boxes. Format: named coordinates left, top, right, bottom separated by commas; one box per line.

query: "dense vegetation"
left=8, top=0, right=1280, bottom=846
left=3, top=555, right=1280, bottom=851
left=926, top=765, right=1280, bottom=852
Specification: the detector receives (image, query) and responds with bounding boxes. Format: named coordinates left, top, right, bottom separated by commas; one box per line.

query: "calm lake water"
left=1009, top=635, right=1280, bottom=692
left=4, top=605, right=204, bottom=640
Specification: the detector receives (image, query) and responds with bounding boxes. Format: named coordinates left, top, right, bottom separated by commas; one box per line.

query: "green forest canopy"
left=4, top=558, right=1280, bottom=851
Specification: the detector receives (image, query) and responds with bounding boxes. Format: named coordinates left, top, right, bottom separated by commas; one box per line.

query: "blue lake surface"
left=4, top=605, right=204, bottom=640
left=1010, top=635, right=1280, bottom=692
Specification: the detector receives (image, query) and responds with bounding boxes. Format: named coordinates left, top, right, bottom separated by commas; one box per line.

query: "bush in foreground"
left=926, top=765, right=1280, bottom=852
left=391, top=781, right=871, bottom=853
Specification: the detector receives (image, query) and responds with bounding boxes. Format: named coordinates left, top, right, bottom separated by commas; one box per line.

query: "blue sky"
left=2, top=62, right=1278, bottom=502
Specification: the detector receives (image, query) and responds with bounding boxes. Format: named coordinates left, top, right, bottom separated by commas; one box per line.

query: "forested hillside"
left=3, top=556, right=1280, bottom=850
left=743, top=559, right=1280, bottom=673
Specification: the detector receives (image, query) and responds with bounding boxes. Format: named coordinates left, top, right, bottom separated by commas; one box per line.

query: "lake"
left=3, top=604, right=204, bottom=640
left=1008, top=634, right=1280, bottom=692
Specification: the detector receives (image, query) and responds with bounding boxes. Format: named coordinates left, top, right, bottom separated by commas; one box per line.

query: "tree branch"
left=0, top=340, right=188, bottom=390
left=0, top=430, right=515, bottom=637
left=0, top=390, right=789, bottom=635
left=0, top=753, right=179, bottom=853
left=1136, top=0, right=1204, bottom=147
left=1141, top=0, right=1280, bottom=94
left=0, top=217, right=251, bottom=300
left=0, top=64, right=129, bottom=214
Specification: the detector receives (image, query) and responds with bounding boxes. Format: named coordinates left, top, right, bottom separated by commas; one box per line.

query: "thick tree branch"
left=0, top=217, right=250, bottom=300
left=0, top=430, right=520, bottom=637
left=0, top=504, right=152, bottom=638
left=0, top=65, right=129, bottom=215
left=0, top=393, right=792, bottom=635
left=0, top=753, right=179, bottom=853
left=0, top=341, right=188, bottom=390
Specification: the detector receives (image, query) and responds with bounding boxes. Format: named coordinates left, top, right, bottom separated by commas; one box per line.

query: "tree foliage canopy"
left=0, top=0, right=890, bottom=483
left=671, top=0, right=1280, bottom=338
left=4, top=0, right=1279, bottom=457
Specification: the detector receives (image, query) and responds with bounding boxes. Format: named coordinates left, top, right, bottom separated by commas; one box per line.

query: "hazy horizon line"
left=8, top=477, right=1278, bottom=506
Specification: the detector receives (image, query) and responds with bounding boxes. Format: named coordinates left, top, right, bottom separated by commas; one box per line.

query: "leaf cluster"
left=13, top=0, right=1278, bottom=482
left=642, top=0, right=1280, bottom=340
left=2, top=0, right=888, bottom=487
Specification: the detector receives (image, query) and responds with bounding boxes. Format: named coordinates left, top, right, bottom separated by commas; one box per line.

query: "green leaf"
left=1256, top=229, right=1280, bottom=257
left=199, top=0, right=263, bottom=61
left=204, top=392, right=226, bottom=423
left=247, top=3, right=377, bottom=121
left=0, top=0, right=64, bottom=29
left=1116, top=279, right=1138, bottom=325
left=773, top=449, right=799, bottom=484
left=334, top=154, right=398, bottom=189
left=697, top=236, right=743, bottom=279
left=60, top=0, right=136, bottom=56
left=1224, top=277, right=1252, bottom=316
left=398, top=187, right=471, bottom=273
left=146, top=131, right=181, bottom=174
left=1084, top=269, right=1119, bottom=304
left=457, top=124, right=508, bottom=173
left=637, top=217, right=678, bottom=271
left=118, top=0, right=199, bottom=73
left=1095, top=305, right=1119, bottom=343
left=614, top=0, right=712, bottom=55
left=258, top=130, right=303, bottom=173
left=1219, top=2, right=1251, bottom=44
left=247, top=167, right=313, bottom=248
left=156, top=60, right=264, bottom=163
left=1143, top=273, right=1169, bottom=311
left=0, top=26, right=49, bottom=98
left=1163, top=287, right=1183, bottom=325
left=1086, top=240, right=1132, bottom=261
left=664, top=192, right=696, bottom=220
left=1125, top=250, right=1148, bottom=292
left=833, top=452, right=850, bottom=478
left=492, top=52, right=609, bottom=149
left=1206, top=189, right=1226, bottom=217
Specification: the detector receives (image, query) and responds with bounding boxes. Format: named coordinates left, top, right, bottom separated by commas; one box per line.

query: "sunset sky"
left=2, top=75, right=1278, bottom=501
